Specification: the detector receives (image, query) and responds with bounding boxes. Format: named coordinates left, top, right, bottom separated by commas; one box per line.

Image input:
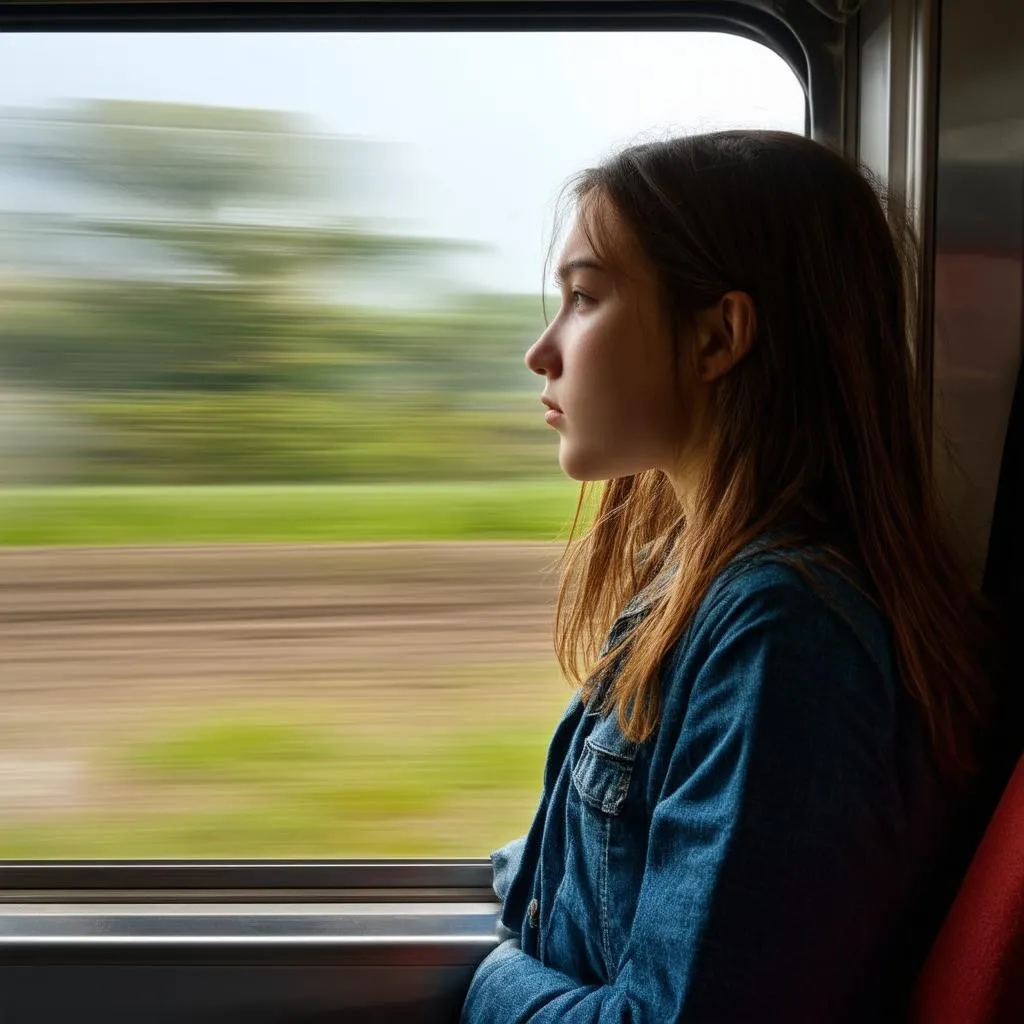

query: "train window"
left=0, top=31, right=804, bottom=859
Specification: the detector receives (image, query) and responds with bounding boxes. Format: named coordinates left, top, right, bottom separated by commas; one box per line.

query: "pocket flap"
left=571, top=734, right=635, bottom=815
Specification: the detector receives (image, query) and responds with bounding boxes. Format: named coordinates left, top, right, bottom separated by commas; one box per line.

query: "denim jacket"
left=461, top=546, right=954, bottom=1023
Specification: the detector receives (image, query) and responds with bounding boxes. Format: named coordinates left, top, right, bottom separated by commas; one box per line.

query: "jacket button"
left=527, top=898, right=539, bottom=928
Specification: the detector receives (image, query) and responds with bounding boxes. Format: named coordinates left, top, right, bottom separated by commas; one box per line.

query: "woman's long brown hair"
left=554, top=131, right=994, bottom=783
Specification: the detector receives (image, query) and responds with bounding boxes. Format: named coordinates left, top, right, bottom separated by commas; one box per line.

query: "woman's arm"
left=462, top=577, right=910, bottom=1023
left=491, top=834, right=528, bottom=906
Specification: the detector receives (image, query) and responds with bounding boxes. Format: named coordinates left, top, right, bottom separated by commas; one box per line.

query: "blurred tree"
left=0, top=99, right=390, bottom=219
left=0, top=100, right=549, bottom=483
left=0, top=100, right=469, bottom=387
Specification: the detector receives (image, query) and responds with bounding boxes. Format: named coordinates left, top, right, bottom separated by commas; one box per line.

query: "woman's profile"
left=460, top=131, right=995, bottom=1022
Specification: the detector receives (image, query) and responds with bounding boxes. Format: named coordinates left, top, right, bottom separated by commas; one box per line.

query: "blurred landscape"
left=0, top=37, right=803, bottom=857
left=0, top=99, right=558, bottom=491
left=0, top=99, right=574, bottom=857
left=0, top=542, right=569, bottom=858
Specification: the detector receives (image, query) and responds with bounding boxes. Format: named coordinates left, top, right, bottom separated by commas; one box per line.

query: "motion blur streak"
left=0, top=98, right=566, bottom=859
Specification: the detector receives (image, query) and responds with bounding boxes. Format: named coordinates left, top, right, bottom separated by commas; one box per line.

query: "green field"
left=0, top=484, right=581, bottom=857
left=0, top=679, right=569, bottom=859
left=0, top=480, right=584, bottom=546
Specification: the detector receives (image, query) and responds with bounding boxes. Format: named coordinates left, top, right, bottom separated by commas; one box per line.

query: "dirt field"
left=0, top=542, right=567, bottom=822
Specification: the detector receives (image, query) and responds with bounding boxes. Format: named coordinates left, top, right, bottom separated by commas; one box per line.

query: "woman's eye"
left=571, top=290, right=591, bottom=310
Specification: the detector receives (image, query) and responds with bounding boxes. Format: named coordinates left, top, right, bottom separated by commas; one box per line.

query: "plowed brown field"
left=0, top=543, right=566, bottom=821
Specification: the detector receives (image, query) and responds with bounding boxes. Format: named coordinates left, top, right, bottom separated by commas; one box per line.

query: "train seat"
left=913, top=360, right=1024, bottom=1023
left=911, top=755, right=1024, bottom=1022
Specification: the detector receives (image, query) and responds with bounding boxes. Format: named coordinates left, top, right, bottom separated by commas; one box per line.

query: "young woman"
left=460, top=131, right=995, bottom=1023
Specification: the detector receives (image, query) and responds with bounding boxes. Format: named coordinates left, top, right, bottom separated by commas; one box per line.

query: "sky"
left=0, top=32, right=805, bottom=292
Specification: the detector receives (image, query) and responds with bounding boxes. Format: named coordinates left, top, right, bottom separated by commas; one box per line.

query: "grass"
left=128, top=718, right=338, bottom=784
left=0, top=686, right=570, bottom=859
left=0, top=479, right=584, bottom=546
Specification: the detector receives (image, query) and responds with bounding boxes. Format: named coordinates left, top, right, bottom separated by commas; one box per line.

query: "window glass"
left=0, top=32, right=804, bottom=858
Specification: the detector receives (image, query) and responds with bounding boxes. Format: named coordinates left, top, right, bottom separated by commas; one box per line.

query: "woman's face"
left=525, top=197, right=696, bottom=484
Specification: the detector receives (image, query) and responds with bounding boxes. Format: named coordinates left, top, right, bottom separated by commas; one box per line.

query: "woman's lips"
left=541, top=396, right=564, bottom=426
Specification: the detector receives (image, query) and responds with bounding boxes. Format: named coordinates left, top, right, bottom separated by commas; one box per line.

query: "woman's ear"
left=694, top=291, right=756, bottom=382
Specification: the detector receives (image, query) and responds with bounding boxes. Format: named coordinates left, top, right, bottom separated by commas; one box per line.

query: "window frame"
left=0, top=0, right=839, bottom=900
left=0, top=10, right=844, bottom=1021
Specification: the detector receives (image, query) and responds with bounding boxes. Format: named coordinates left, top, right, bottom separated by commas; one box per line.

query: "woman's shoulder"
left=688, top=541, right=893, bottom=683
left=650, top=543, right=911, bottom=795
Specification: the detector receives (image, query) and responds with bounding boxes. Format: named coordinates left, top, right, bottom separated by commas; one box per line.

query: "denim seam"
left=540, top=836, right=570, bottom=964
left=586, top=737, right=636, bottom=766
left=599, top=812, right=612, bottom=978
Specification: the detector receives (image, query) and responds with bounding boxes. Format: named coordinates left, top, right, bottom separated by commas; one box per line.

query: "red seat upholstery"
left=912, top=755, right=1024, bottom=1023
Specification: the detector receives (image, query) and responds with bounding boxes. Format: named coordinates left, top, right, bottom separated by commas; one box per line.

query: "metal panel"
left=932, top=0, right=1024, bottom=579
left=855, top=0, right=941, bottom=394
left=0, top=861, right=494, bottom=900
left=0, top=902, right=500, bottom=945
left=0, top=904, right=500, bottom=1021
left=0, top=965, right=479, bottom=1023
left=858, top=1, right=892, bottom=181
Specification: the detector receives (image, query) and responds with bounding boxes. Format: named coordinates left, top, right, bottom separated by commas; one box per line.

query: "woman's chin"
left=558, top=441, right=661, bottom=483
left=558, top=445, right=613, bottom=483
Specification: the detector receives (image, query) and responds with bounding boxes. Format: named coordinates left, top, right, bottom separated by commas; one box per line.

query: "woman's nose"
left=525, top=346, right=545, bottom=376
left=525, top=328, right=559, bottom=378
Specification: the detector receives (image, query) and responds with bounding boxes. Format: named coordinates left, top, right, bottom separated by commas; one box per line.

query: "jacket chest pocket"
left=571, top=734, right=635, bottom=815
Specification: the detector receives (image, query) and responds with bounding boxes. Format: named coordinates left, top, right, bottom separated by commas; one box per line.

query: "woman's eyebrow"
left=553, top=257, right=607, bottom=284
